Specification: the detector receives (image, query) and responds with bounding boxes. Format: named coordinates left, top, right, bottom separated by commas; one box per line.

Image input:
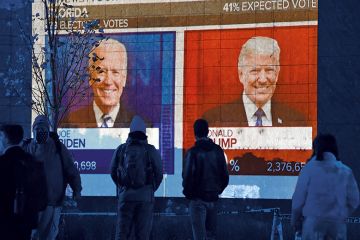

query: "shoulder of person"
left=67, top=105, right=91, bottom=119
left=21, top=138, right=37, bottom=152
left=145, top=144, right=160, bottom=157
left=22, top=137, right=35, bottom=146
left=114, top=143, right=127, bottom=155
left=335, top=160, right=353, bottom=172
left=22, top=137, right=32, bottom=144
left=22, top=148, right=34, bottom=159
left=298, top=160, right=315, bottom=176
left=212, top=141, right=224, bottom=151
left=185, top=145, right=197, bottom=155
left=272, top=101, right=307, bottom=121
left=145, top=143, right=156, bottom=150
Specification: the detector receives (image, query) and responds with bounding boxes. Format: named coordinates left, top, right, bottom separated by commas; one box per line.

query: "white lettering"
left=240, top=0, right=292, bottom=12
left=59, top=7, right=88, bottom=18
left=58, top=129, right=71, bottom=138
left=298, top=0, right=306, bottom=8
left=283, top=0, right=290, bottom=9
left=291, top=0, right=314, bottom=8
left=103, top=19, right=128, bottom=28
left=311, top=0, right=317, bottom=8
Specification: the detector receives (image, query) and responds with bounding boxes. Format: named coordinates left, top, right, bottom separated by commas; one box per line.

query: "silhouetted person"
left=110, top=115, right=163, bottom=240
left=182, top=119, right=229, bottom=240
left=0, top=124, right=46, bottom=240
left=291, top=134, right=359, bottom=240
left=22, top=115, right=82, bottom=240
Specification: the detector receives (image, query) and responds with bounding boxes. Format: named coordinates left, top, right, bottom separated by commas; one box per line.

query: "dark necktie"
left=254, top=108, right=265, bottom=127
left=101, top=114, right=112, bottom=128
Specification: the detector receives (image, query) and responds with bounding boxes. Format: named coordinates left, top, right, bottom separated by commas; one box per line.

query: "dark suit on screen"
left=60, top=103, right=135, bottom=128
left=202, top=97, right=308, bottom=127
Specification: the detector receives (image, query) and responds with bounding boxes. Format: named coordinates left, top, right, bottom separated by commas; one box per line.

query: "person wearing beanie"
left=182, top=118, right=229, bottom=240
left=110, top=115, right=163, bottom=240
left=22, top=115, right=82, bottom=240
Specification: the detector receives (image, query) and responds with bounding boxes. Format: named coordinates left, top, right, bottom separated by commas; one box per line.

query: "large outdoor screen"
left=32, top=0, right=318, bottom=198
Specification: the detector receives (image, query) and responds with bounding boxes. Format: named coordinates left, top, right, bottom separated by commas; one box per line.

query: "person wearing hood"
left=182, top=119, right=229, bottom=240
left=291, top=134, right=359, bottom=239
left=22, top=115, right=82, bottom=240
left=110, top=115, right=163, bottom=240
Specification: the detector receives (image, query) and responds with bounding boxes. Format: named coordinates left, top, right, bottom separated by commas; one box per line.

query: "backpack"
left=14, top=151, right=47, bottom=215
left=120, top=140, right=153, bottom=189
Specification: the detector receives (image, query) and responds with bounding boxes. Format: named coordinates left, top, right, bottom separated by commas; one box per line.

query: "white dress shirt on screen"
left=93, top=101, right=120, bottom=128
left=242, top=93, right=272, bottom=126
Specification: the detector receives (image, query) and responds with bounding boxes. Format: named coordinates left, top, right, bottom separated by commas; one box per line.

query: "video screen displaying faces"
left=32, top=0, right=318, bottom=198
left=183, top=26, right=317, bottom=177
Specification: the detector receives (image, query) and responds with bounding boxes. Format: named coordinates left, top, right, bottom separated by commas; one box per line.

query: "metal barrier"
left=245, top=207, right=283, bottom=240
left=59, top=207, right=360, bottom=240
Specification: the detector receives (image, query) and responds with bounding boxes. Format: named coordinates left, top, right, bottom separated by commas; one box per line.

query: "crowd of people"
left=0, top=115, right=359, bottom=240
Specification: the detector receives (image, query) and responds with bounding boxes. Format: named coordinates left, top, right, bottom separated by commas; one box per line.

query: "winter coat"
left=22, top=138, right=82, bottom=206
left=110, top=132, right=163, bottom=202
left=182, top=138, right=229, bottom=202
left=291, top=152, right=359, bottom=224
left=0, top=146, right=46, bottom=235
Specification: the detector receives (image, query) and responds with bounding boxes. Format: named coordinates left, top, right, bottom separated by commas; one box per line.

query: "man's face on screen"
left=239, top=53, right=279, bottom=108
left=89, top=43, right=127, bottom=114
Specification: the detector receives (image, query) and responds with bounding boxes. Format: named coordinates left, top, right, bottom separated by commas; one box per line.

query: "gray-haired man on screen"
left=203, top=36, right=307, bottom=127
left=61, top=38, right=135, bottom=128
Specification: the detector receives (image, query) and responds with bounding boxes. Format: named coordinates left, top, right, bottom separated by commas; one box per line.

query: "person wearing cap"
left=182, top=119, right=229, bottom=240
left=110, top=115, right=163, bottom=240
left=22, top=115, right=82, bottom=240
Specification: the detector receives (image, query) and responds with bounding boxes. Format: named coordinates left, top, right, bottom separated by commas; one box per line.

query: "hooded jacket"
left=110, top=116, right=163, bottom=202
left=22, top=138, right=82, bottom=206
left=182, top=138, right=229, bottom=201
left=110, top=132, right=163, bottom=202
left=291, top=152, right=359, bottom=224
left=22, top=116, right=81, bottom=206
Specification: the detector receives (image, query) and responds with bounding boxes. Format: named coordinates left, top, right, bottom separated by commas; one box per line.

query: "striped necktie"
left=254, top=108, right=265, bottom=127
left=101, top=114, right=112, bottom=128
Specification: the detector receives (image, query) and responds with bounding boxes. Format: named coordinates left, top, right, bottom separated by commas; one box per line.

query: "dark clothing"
left=182, top=138, right=229, bottom=202
left=22, top=137, right=81, bottom=240
left=115, top=201, right=154, bottom=240
left=0, top=146, right=41, bottom=240
left=22, top=138, right=82, bottom=206
left=12, top=216, right=33, bottom=240
left=190, top=199, right=217, bottom=240
left=183, top=138, right=228, bottom=240
left=60, top=103, right=135, bottom=128
left=202, top=97, right=308, bottom=127
left=110, top=131, right=163, bottom=240
left=110, top=132, right=163, bottom=202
